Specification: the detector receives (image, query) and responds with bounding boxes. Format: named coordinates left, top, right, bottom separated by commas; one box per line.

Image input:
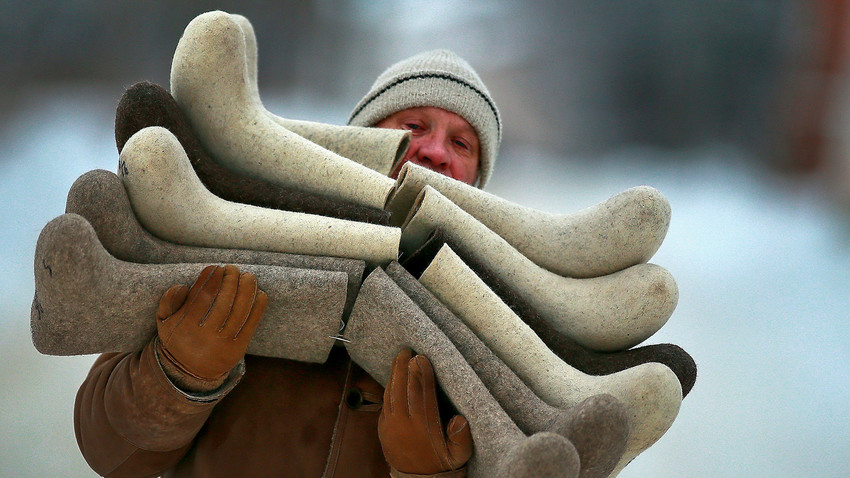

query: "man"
left=349, top=48, right=501, bottom=189
left=74, top=49, right=500, bottom=477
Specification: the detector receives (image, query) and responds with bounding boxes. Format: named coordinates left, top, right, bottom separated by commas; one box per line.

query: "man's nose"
left=415, top=136, right=450, bottom=169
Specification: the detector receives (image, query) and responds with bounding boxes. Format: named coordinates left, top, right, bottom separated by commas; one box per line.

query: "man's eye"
left=404, top=123, right=421, bottom=131
left=454, top=140, right=469, bottom=150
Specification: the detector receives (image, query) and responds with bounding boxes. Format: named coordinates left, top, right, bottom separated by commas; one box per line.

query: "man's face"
left=376, top=106, right=480, bottom=185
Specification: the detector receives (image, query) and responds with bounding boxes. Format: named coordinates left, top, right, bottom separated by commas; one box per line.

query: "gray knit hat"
left=348, top=49, right=501, bottom=189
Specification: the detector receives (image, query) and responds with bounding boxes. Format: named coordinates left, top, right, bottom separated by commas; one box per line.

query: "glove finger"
left=408, top=355, right=440, bottom=428
left=219, top=272, right=254, bottom=336
left=408, top=354, right=450, bottom=469
left=234, top=288, right=267, bottom=341
left=183, top=265, right=218, bottom=307
left=223, top=272, right=263, bottom=339
left=204, top=264, right=241, bottom=330
left=445, top=415, right=473, bottom=469
left=386, top=348, right=414, bottom=416
left=156, top=285, right=189, bottom=321
left=182, top=265, right=225, bottom=326
left=157, top=265, right=217, bottom=344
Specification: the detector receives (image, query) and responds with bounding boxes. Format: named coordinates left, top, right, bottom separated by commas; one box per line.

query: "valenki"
left=401, top=186, right=678, bottom=352
left=170, top=11, right=396, bottom=209
left=386, top=262, right=630, bottom=478
left=32, top=214, right=348, bottom=362
left=114, top=81, right=392, bottom=226
left=30, top=9, right=694, bottom=477
left=388, top=162, right=671, bottom=278
left=400, top=229, right=698, bottom=398
left=344, top=268, right=581, bottom=478
left=230, top=13, right=410, bottom=176
left=119, top=126, right=401, bottom=265
left=64, top=169, right=367, bottom=318
left=417, top=244, right=683, bottom=476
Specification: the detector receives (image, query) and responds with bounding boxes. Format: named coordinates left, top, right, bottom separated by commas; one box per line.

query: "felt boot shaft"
left=119, top=126, right=400, bottom=265
left=273, top=118, right=407, bottom=177
left=418, top=245, right=683, bottom=476
left=401, top=229, right=697, bottom=398
left=231, top=13, right=409, bottom=176
left=64, top=169, right=366, bottom=318
left=386, top=262, right=630, bottom=478
left=401, top=186, right=677, bottom=351
left=344, top=268, right=580, bottom=478
left=388, top=162, right=670, bottom=278
left=170, top=11, right=395, bottom=209
left=31, top=214, right=347, bottom=362
left=114, top=81, right=392, bottom=225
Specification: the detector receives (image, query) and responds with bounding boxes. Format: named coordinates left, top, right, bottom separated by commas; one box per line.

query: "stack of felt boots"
left=31, top=10, right=411, bottom=363
left=30, top=10, right=696, bottom=478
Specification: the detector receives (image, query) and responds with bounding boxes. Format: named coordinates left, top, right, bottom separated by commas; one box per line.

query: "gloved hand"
left=379, top=348, right=473, bottom=476
left=155, top=264, right=268, bottom=389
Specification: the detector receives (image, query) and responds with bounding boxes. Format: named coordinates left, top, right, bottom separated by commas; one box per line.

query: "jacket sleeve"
left=74, top=339, right=242, bottom=477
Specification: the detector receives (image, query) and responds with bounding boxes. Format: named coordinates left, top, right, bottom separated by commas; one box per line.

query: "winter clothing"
left=75, top=342, right=390, bottom=477
left=348, top=49, right=501, bottom=189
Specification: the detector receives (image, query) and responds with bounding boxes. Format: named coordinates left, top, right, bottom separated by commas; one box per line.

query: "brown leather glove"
left=155, top=264, right=268, bottom=390
left=379, top=348, right=473, bottom=475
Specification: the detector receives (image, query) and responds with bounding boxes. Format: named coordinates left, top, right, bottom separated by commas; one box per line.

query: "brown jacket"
left=75, top=340, right=390, bottom=477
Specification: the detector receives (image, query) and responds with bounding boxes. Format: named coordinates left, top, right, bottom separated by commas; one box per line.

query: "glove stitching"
left=416, top=356, right=450, bottom=471
left=215, top=273, right=239, bottom=333
left=231, top=277, right=258, bottom=339
left=161, top=268, right=214, bottom=345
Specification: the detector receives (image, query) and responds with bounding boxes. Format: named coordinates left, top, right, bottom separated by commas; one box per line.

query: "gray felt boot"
left=344, top=267, right=580, bottom=478
left=32, top=214, right=347, bottom=362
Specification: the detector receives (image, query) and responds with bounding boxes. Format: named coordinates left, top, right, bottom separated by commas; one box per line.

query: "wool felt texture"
left=64, top=169, right=366, bottom=319
left=401, top=229, right=697, bottom=398
left=347, top=49, right=501, bottom=189
left=31, top=214, right=348, bottom=362
left=385, top=262, right=629, bottom=478
left=400, top=185, right=678, bottom=352
left=417, top=245, right=683, bottom=476
left=344, top=268, right=581, bottom=478
left=273, top=118, right=408, bottom=177
left=170, top=10, right=395, bottom=210
left=114, top=81, right=392, bottom=226
left=388, top=162, right=670, bottom=278
left=119, top=126, right=400, bottom=265
left=229, top=13, right=409, bottom=177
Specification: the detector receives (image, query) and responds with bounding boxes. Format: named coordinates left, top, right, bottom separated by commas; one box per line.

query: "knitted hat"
left=348, top=49, right=501, bottom=189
